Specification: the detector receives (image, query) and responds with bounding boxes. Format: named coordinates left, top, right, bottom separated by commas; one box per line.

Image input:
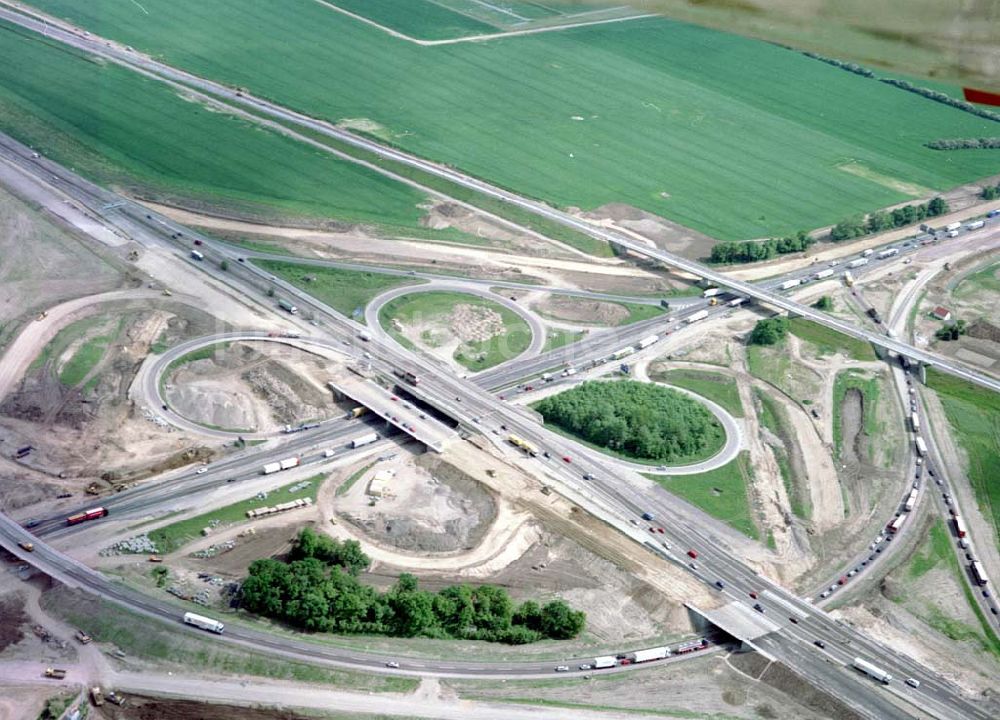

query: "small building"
left=367, top=469, right=396, bottom=498
left=931, top=306, right=952, bottom=322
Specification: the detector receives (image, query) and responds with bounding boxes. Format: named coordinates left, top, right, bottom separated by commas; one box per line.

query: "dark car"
left=814, top=640, right=826, bottom=649
left=753, top=603, right=764, bottom=613
left=789, top=617, right=799, bottom=624
left=715, top=580, right=725, bottom=590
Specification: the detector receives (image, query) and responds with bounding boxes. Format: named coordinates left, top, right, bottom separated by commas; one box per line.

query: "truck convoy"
left=508, top=434, right=540, bottom=456
left=877, top=247, right=899, bottom=259
left=278, top=299, right=298, bottom=314
left=393, top=368, right=420, bottom=385
left=66, top=507, right=108, bottom=526
left=350, top=432, right=379, bottom=449
left=262, top=456, right=300, bottom=475
left=853, top=657, right=892, bottom=684
left=687, top=309, right=709, bottom=324
left=183, top=611, right=225, bottom=634
left=637, top=334, right=659, bottom=349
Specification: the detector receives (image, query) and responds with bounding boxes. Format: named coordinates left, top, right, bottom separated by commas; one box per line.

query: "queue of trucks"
left=262, top=457, right=300, bottom=475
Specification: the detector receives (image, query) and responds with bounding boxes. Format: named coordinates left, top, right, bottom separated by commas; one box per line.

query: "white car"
left=579, top=664, right=592, bottom=670
left=385, top=661, right=400, bottom=669
left=555, top=665, right=570, bottom=672
left=196, top=467, right=208, bottom=475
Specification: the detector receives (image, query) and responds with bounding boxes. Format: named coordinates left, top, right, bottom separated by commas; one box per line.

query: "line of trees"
left=748, top=318, right=789, bottom=346
left=802, top=52, right=876, bottom=78
left=239, top=528, right=585, bottom=644
left=926, top=138, right=1000, bottom=151
left=709, top=230, right=814, bottom=264
left=830, top=197, right=949, bottom=242
left=535, top=380, right=722, bottom=462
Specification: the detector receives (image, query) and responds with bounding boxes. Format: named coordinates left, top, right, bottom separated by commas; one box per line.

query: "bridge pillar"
left=918, top=362, right=927, bottom=385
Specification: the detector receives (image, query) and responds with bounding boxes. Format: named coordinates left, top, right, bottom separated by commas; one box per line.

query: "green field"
left=788, top=318, right=877, bottom=362
left=645, top=452, right=757, bottom=539
left=27, top=0, right=1000, bottom=240
left=926, top=369, right=1000, bottom=545
left=254, top=260, right=421, bottom=320
left=378, top=291, right=532, bottom=371
left=543, top=328, right=585, bottom=352
left=953, top=262, right=1000, bottom=299
left=147, top=474, right=325, bottom=554
left=324, top=0, right=495, bottom=39
left=58, top=319, right=119, bottom=387
left=651, top=368, right=744, bottom=417
left=0, top=21, right=431, bottom=228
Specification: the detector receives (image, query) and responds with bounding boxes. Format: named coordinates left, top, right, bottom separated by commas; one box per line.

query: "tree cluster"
left=802, top=52, right=876, bottom=78
left=239, top=528, right=585, bottom=644
left=709, top=230, right=814, bottom=265
left=926, top=138, right=1000, bottom=151
left=813, top=296, right=834, bottom=311
left=830, top=197, right=949, bottom=241
left=535, top=381, right=722, bottom=462
left=748, top=317, right=789, bottom=346
left=879, top=78, right=1000, bottom=123
left=935, top=319, right=967, bottom=342
left=982, top=183, right=1000, bottom=201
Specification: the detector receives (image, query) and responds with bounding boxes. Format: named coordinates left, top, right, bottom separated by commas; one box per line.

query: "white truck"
left=966, top=220, right=985, bottom=231
left=637, top=334, right=659, bottom=349
left=915, top=437, right=927, bottom=457
left=183, top=612, right=225, bottom=634
left=702, top=287, right=722, bottom=298
left=613, top=347, right=635, bottom=360
left=904, top=488, right=918, bottom=512
left=779, top=278, right=801, bottom=291
left=262, top=456, right=300, bottom=475
left=190, top=250, right=204, bottom=261
left=862, top=249, right=874, bottom=257
left=910, top=412, right=920, bottom=432
left=728, top=297, right=746, bottom=307
left=593, top=656, right=616, bottom=669
left=350, top=432, right=379, bottom=448
left=847, top=258, right=869, bottom=268
left=877, top=248, right=899, bottom=259
left=687, top=309, right=709, bottom=323
left=853, top=657, right=892, bottom=684
left=945, top=221, right=961, bottom=232
left=630, top=646, right=669, bottom=663
left=813, top=268, right=834, bottom=280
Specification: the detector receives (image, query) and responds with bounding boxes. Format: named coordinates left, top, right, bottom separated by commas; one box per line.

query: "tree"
left=865, top=210, right=891, bottom=234
left=982, top=185, right=1000, bottom=201
left=926, top=196, right=949, bottom=216
left=830, top=216, right=865, bottom=241
left=935, top=319, right=967, bottom=341
left=748, top=317, right=789, bottom=346
left=539, top=600, right=586, bottom=640
left=220, top=259, right=229, bottom=271
left=813, top=296, right=834, bottom=311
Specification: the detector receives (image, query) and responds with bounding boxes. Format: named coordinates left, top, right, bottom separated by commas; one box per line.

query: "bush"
left=830, top=197, right=948, bottom=242
left=813, top=296, right=834, bottom=311
left=749, top=317, right=789, bottom=346
left=926, top=138, right=1000, bottom=151
left=982, top=184, right=1000, bottom=201
left=935, top=320, right=967, bottom=341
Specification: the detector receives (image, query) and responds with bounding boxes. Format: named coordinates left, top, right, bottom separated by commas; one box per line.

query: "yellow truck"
left=44, top=668, right=66, bottom=679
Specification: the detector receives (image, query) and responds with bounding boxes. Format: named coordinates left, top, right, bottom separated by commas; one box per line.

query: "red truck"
left=66, top=507, right=108, bottom=526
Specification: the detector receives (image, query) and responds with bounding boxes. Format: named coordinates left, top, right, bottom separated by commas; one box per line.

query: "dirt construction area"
left=164, top=341, right=337, bottom=432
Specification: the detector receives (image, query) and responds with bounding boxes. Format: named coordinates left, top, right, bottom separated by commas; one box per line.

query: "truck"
left=877, top=248, right=899, bottom=259
left=393, top=368, right=420, bottom=385
left=74, top=630, right=91, bottom=644
left=637, top=334, right=659, bottom=349
left=630, top=646, right=669, bottom=663
left=90, top=686, right=105, bottom=706
left=865, top=307, right=881, bottom=323
left=971, top=560, right=988, bottom=586
left=947, top=229, right=959, bottom=238
left=687, top=309, right=709, bottom=324
left=190, top=250, right=204, bottom=261
left=674, top=638, right=709, bottom=654
left=702, top=287, right=722, bottom=298
left=904, top=488, right=918, bottom=512
left=593, top=655, right=617, bottom=669
left=887, top=513, right=907, bottom=534
left=613, top=346, right=635, bottom=360
left=862, top=249, right=874, bottom=257
left=183, top=611, right=225, bottom=634
left=278, top=299, right=298, bottom=314
left=262, top=457, right=300, bottom=475
left=843, top=270, right=855, bottom=287
left=350, top=432, right=379, bottom=449
left=43, top=668, right=66, bottom=679
left=66, top=507, right=108, bottom=526
left=910, top=412, right=920, bottom=432
left=14, top=445, right=31, bottom=458
left=915, top=437, right=927, bottom=457
left=779, top=278, right=801, bottom=291
left=966, top=220, right=985, bottom=231
left=945, top=222, right=961, bottom=232
left=728, top=297, right=746, bottom=307
left=348, top=406, right=368, bottom=419
left=847, top=258, right=869, bottom=269
left=508, top=434, right=539, bottom=457
left=813, top=268, right=834, bottom=280
left=853, top=657, right=892, bottom=684
left=954, top=515, right=968, bottom=538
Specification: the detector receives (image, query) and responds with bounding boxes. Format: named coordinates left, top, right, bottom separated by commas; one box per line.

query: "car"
left=991, top=607, right=998, bottom=616
left=749, top=591, right=758, bottom=599
left=847, top=569, right=857, bottom=577
left=789, top=617, right=799, bottom=624
left=385, top=661, right=400, bottom=669
left=967, top=553, right=975, bottom=561
left=615, top=653, right=628, bottom=660
left=193, top=239, right=202, bottom=246
left=983, top=589, right=991, bottom=598
left=562, top=456, right=572, bottom=463
left=928, top=469, right=935, bottom=477
left=753, top=603, right=764, bottom=613
left=196, top=467, right=208, bottom=475
left=905, top=678, right=920, bottom=688
left=861, top=560, right=868, bottom=566
left=820, top=591, right=831, bottom=598
left=555, top=666, right=570, bottom=672
left=23, top=518, right=40, bottom=529
left=630, top=519, right=639, bottom=525
left=238, top=257, right=245, bottom=262
left=687, top=549, right=698, bottom=559
left=390, top=396, right=398, bottom=402
left=583, top=473, right=595, bottom=481
left=579, top=664, right=592, bottom=670
left=656, top=527, right=665, bottom=534
left=641, top=512, right=655, bottom=521
left=649, top=527, right=657, bottom=533
left=814, top=640, right=826, bottom=649
left=660, top=541, right=671, bottom=550
left=689, top=562, right=698, bottom=570
left=876, top=547, right=883, bottom=553
left=543, top=451, right=551, bottom=459
left=619, top=658, right=632, bottom=665
left=56, top=493, right=72, bottom=499
left=525, top=385, right=534, bottom=391
left=714, top=580, right=724, bottom=589
left=403, top=402, right=411, bottom=409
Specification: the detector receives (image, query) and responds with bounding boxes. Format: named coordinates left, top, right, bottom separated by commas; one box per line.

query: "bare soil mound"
left=118, top=696, right=315, bottom=720
left=535, top=296, right=629, bottom=326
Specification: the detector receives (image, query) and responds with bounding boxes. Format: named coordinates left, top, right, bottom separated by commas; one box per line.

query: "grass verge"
left=337, top=462, right=374, bottom=497
left=645, top=452, right=758, bottom=539
left=542, top=328, right=586, bottom=352
left=753, top=388, right=809, bottom=520
left=831, top=370, right=881, bottom=460
left=788, top=318, right=877, bottom=361
left=651, top=368, right=743, bottom=417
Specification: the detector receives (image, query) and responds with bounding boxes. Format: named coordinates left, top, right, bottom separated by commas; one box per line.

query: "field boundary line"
left=312, top=0, right=654, bottom=46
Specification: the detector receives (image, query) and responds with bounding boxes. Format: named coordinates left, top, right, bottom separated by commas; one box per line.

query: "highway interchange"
left=0, top=7, right=997, bottom=719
